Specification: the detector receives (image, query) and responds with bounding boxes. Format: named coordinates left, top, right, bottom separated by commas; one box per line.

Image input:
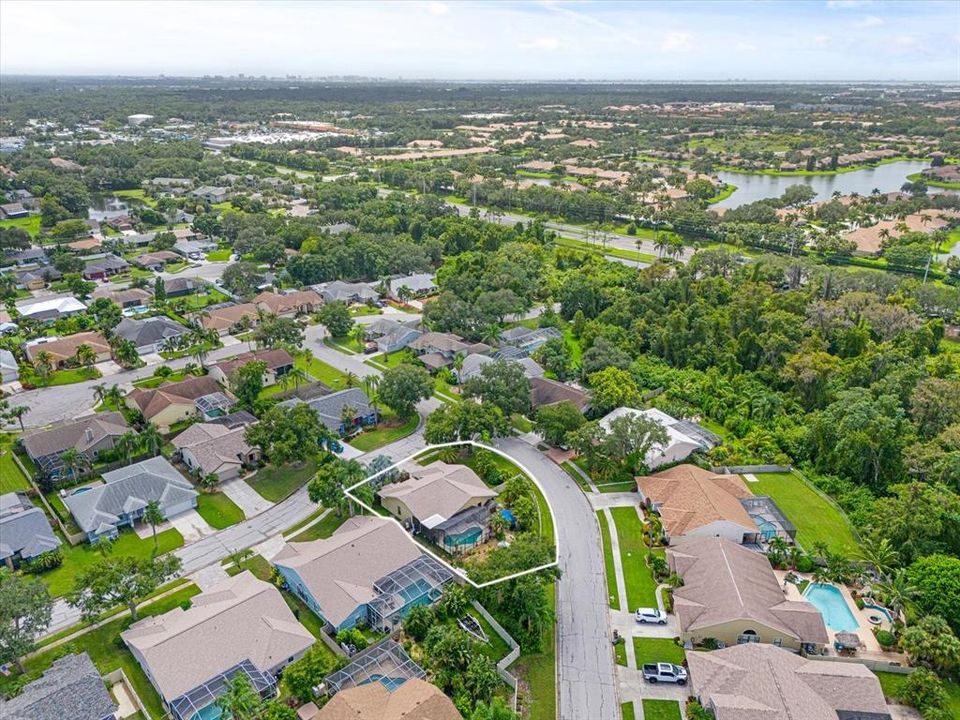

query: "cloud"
left=424, top=1, right=448, bottom=15
left=735, top=41, right=759, bottom=52
left=520, top=36, right=563, bottom=51
left=660, top=32, right=694, bottom=52
left=855, top=15, right=884, bottom=28
left=812, top=34, right=832, bottom=45
left=827, top=0, right=872, bottom=9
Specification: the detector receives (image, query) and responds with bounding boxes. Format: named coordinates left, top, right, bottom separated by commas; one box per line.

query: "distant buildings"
left=127, top=113, right=154, bottom=126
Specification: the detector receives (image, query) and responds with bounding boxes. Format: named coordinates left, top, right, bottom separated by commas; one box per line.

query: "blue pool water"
left=863, top=602, right=894, bottom=623
left=190, top=705, right=223, bottom=720
left=361, top=674, right=407, bottom=692
left=399, top=578, right=433, bottom=603
left=445, top=527, right=483, bottom=548
left=804, top=583, right=860, bottom=631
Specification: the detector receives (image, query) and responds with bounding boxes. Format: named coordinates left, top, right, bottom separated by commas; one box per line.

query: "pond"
left=87, top=194, right=129, bottom=221
left=714, top=159, right=957, bottom=209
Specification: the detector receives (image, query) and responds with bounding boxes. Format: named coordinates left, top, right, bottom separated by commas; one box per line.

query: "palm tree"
left=143, top=499, right=164, bottom=553
left=92, top=383, right=108, bottom=406
left=287, top=367, right=308, bottom=389
left=344, top=371, right=358, bottom=389
left=139, top=423, right=162, bottom=457
left=74, top=344, right=97, bottom=369
left=229, top=547, right=253, bottom=572
left=191, top=343, right=209, bottom=369
left=116, top=431, right=140, bottom=465
left=33, top=350, right=54, bottom=381
left=397, top=285, right=412, bottom=305
left=60, top=448, right=87, bottom=481
left=215, top=674, right=261, bottom=720
left=875, top=569, right=918, bottom=626
left=810, top=541, right=830, bottom=561
left=7, top=405, right=28, bottom=431
left=857, top=537, right=899, bottom=579
left=105, top=384, right=124, bottom=411
left=654, top=235, right=670, bottom=258
left=112, top=339, right=140, bottom=368
left=160, top=336, right=180, bottom=355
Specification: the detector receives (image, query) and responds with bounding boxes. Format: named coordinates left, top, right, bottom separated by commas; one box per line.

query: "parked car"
left=642, top=663, right=687, bottom=685
left=635, top=608, right=667, bottom=624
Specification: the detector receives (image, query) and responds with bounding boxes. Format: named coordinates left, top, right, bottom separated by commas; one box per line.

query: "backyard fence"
left=471, top=600, right=520, bottom=711
left=14, top=451, right=86, bottom=545
left=804, top=654, right=913, bottom=675
left=710, top=464, right=792, bottom=474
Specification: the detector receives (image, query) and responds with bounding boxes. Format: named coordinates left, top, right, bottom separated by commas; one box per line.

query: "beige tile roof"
left=211, top=348, right=294, bottom=378
left=311, top=678, right=462, bottom=720
left=253, top=290, right=322, bottom=315
left=378, top=461, right=496, bottom=527
left=24, top=331, right=110, bottom=364
left=272, top=516, right=422, bottom=628
left=637, top=464, right=755, bottom=538
left=127, top=375, right=223, bottom=420
left=200, top=303, right=260, bottom=332
left=171, top=423, right=254, bottom=476
left=121, top=571, right=314, bottom=702
left=688, top=643, right=890, bottom=720
left=668, top=537, right=828, bottom=645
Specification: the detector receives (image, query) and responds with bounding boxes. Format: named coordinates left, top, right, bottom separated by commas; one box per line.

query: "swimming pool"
left=445, top=527, right=482, bottom=548
left=863, top=601, right=894, bottom=624
left=803, top=583, right=860, bottom=632
left=190, top=704, right=223, bottom=720
left=361, top=674, right=407, bottom=692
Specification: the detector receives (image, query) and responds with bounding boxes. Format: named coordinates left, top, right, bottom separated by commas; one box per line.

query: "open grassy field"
left=195, top=491, right=246, bottom=529
left=641, top=699, right=682, bottom=720
left=245, top=459, right=317, bottom=502
left=632, top=637, right=685, bottom=666
left=875, top=671, right=960, bottom=718
left=555, top=235, right=657, bottom=264
left=294, top=352, right=350, bottom=389
left=0, top=214, right=42, bottom=236
left=596, top=511, right=621, bottom=610
left=0, top=435, right=31, bottom=493
left=42, top=527, right=184, bottom=597
left=0, top=584, right=200, bottom=719
left=609, top=506, right=658, bottom=609
left=348, top=412, right=418, bottom=452
left=19, top=366, right=101, bottom=388
left=750, top=471, right=860, bottom=555
left=114, top=188, right=158, bottom=207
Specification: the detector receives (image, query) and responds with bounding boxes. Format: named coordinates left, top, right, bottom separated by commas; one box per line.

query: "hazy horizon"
left=1, top=0, right=958, bottom=82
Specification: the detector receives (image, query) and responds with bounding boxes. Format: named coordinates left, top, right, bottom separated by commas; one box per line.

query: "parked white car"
left=635, top=608, right=668, bottom=624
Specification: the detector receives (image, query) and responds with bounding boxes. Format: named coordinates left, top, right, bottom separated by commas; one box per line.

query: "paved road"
left=495, top=436, right=619, bottom=720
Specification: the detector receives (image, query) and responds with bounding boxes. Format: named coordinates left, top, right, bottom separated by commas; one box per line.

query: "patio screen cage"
left=323, top=640, right=426, bottom=695
left=672, top=420, right=722, bottom=449
left=168, top=659, right=276, bottom=720
left=36, top=450, right=90, bottom=478
left=196, top=392, right=233, bottom=418
left=367, top=555, right=455, bottom=631
left=739, top=495, right=797, bottom=541
left=432, top=504, right=491, bottom=551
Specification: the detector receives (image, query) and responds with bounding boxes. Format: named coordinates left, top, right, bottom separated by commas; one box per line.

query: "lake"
left=714, top=159, right=957, bottom=209
left=88, top=195, right=130, bottom=221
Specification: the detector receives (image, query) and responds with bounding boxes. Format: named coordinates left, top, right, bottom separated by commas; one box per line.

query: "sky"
left=1, top=0, right=958, bottom=82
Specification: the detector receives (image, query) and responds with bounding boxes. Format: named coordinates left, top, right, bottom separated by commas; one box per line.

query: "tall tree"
left=68, top=555, right=181, bottom=621
left=378, top=364, right=433, bottom=419
left=0, top=572, right=53, bottom=673
left=143, top=500, right=165, bottom=552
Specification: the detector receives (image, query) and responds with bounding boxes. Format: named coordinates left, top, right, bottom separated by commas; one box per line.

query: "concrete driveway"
left=168, top=509, right=216, bottom=543
left=222, top=477, right=273, bottom=517
left=495, top=437, right=619, bottom=720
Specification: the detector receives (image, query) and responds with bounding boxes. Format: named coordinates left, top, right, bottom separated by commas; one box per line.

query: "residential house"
left=640, top=464, right=757, bottom=545
left=280, top=388, right=377, bottom=437
left=91, top=286, right=152, bottom=309
left=315, top=280, right=380, bottom=305
left=49, top=157, right=84, bottom=172
left=668, top=537, right=828, bottom=651
left=122, top=572, right=313, bottom=720
left=127, top=375, right=228, bottom=430
left=0, top=348, right=18, bottom=383
left=121, top=232, right=157, bottom=249
left=173, top=238, right=216, bottom=258
left=104, top=215, right=135, bottom=233
left=64, top=456, right=198, bottom=543
left=209, top=348, right=294, bottom=388
left=132, top=250, right=179, bottom=271
left=20, top=412, right=129, bottom=478
left=23, top=331, right=112, bottom=368
left=9, top=264, right=61, bottom=290
left=11, top=188, right=38, bottom=209
left=499, top=326, right=563, bottom=355
left=164, top=276, right=208, bottom=298
left=456, top=353, right=544, bottom=383
left=318, top=221, right=356, bottom=235
left=688, top=643, right=892, bottom=720
left=253, top=289, right=323, bottom=317
left=386, top=273, right=437, bottom=300
left=0, top=202, right=28, bottom=219
left=378, top=461, right=497, bottom=553
left=529, top=377, right=590, bottom=412
left=66, top=236, right=103, bottom=253
left=0, top=492, right=61, bottom=570
left=309, top=678, right=462, bottom=720
left=199, top=302, right=260, bottom=335
left=189, top=186, right=230, bottom=203
left=408, top=332, right=490, bottom=371
left=364, top=317, right=422, bottom=353
left=15, top=294, right=87, bottom=322
left=0, top=652, right=117, bottom=720
left=172, top=423, right=259, bottom=482
left=4, top=247, right=48, bottom=265
left=273, top=515, right=455, bottom=632
left=146, top=177, right=193, bottom=190
left=597, top=407, right=720, bottom=469
left=114, top=316, right=191, bottom=355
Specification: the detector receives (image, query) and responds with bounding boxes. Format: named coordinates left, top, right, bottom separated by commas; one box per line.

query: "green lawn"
left=325, top=335, right=364, bottom=354
left=621, top=702, right=637, bottom=720
left=0, top=583, right=200, bottom=719
left=226, top=553, right=274, bottom=580
left=641, top=699, right=682, bottom=720
left=632, top=637, right=685, bottom=667
left=750, top=472, right=860, bottom=555
left=0, top=214, right=42, bottom=236
left=114, top=188, right=158, bottom=207
left=42, top=527, right=184, bottom=598
left=294, top=352, right=350, bottom=389
left=133, top=371, right=188, bottom=388
left=168, top=289, right=230, bottom=311
left=555, top=235, right=658, bottom=264
left=368, top=349, right=414, bottom=369
left=195, top=491, right=246, bottom=529
left=0, top=436, right=31, bottom=493
left=245, top=460, right=317, bottom=502
left=561, top=325, right=582, bottom=365
left=875, top=671, right=960, bottom=718
left=597, top=481, right=638, bottom=494
left=614, top=640, right=627, bottom=666
left=19, top=366, right=101, bottom=388
left=205, top=249, right=232, bottom=261
left=348, top=413, right=418, bottom=452
left=291, top=511, right=349, bottom=542
left=609, top=506, right=658, bottom=610
left=516, top=582, right=556, bottom=720
left=596, top=512, right=621, bottom=610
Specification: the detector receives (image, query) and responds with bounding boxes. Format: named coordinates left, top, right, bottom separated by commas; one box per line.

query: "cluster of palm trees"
left=159, top=327, right=221, bottom=367
left=29, top=342, right=99, bottom=382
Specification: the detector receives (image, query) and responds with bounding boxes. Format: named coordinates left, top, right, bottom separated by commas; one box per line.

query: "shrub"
left=874, top=629, right=896, bottom=648
left=701, top=637, right=720, bottom=650
left=686, top=700, right=714, bottom=720
left=855, top=597, right=865, bottom=610
left=179, top=599, right=192, bottom=611
left=795, top=555, right=815, bottom=573
left=22, top=548, right=63, bottom=574
left=901, top=668, right=947, bottom=713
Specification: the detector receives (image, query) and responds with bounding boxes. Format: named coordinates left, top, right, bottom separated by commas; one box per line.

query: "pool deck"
left=775, top=571, right=907, bottom=664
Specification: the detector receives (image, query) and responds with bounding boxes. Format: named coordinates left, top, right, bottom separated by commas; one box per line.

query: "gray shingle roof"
left=281, top=388, right=375, bottom=432
left=0, top=652, right=116, bottom=720
left=64, top=456, right=197, bottom=534
left=115, top=316, right=190, bottom=349
left=20, top=412, right=129, bottom=461
left=0, top=492, right=61, bottom=561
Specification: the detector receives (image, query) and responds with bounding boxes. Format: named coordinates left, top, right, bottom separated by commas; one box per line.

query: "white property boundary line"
left=344, top=440, right=559, bottom=589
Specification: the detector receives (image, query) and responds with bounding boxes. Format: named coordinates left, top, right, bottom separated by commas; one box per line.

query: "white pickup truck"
left=642, top=662, right=687, bottom=685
